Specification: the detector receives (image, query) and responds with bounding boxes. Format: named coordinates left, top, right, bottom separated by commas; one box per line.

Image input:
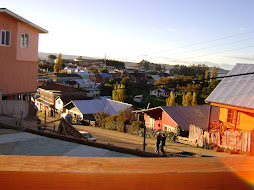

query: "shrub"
left=117, top=108, right=132, bottom=124
left=94, top=112, right=108, bottom=129
left=116, top=116, right=125, bottom=132
left=130, top=121, right=143, bottom=135
left=105, top=115, right=125, bottom=132
left=105, top=115, right=118, bottom=130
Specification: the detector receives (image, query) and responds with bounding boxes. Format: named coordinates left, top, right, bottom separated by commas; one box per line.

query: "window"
left=146, top=115, right=155, bottom=128
left=20, top=33, right=29, bottom=48
left=1, top=30, right=11, bottom=46
left=227, top=109, right=240, bottom=125
left=163, top=125, right=175, bottom=132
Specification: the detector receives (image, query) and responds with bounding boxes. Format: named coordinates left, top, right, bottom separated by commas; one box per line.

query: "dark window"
left=1, top=30, right=11, bottom=46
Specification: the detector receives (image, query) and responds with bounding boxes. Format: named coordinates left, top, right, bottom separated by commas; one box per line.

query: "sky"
left=1, top=0, right=254, bottom=69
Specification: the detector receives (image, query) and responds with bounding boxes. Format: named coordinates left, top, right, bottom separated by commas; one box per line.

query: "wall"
left=0, top=14, right=38, bottom=95
left=16, top=22, right=39, bottom=62
left=144, top=110, right=178, bottom=131
left=219, top=107, right=254, bottom=132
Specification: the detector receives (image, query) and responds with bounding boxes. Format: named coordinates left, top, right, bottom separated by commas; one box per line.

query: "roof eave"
left=0, top=8, right=48, bottom=33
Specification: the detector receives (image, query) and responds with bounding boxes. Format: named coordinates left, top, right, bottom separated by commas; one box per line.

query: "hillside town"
left=0, top=6, right=254, bottom=190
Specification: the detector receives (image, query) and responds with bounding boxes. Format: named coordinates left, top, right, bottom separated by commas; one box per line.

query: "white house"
left=86, top=88, right=101, bottom=97
left=150, top=87, right=178, bottom=98
left=133, top=95, right=143, bottom=103
left=74, top=79, right=95, bottom=88
left=64, top=97, right=134, bottom=120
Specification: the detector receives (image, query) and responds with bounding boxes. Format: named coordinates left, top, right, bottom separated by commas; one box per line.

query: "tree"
left=112, top=84, right=126, bottom=102
left=192, top=92, right=197, bottom=105
left=54, top=53, right=63, bottom=73
left=185, top=92, right=192, bottom=106
left=182, top=92, right=192, bottom=106
left=210, top=66, right=219, bottom=82
left=205, top=70, right=209, bottom=80
left=166, top=91, right=176, bottom=106
left=99, top=68, right=109, bottom=73
left=48, top=54, right=57, bottom=59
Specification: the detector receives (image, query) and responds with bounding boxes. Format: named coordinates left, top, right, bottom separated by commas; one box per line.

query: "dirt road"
left=37, top=114, right=247, bottom=157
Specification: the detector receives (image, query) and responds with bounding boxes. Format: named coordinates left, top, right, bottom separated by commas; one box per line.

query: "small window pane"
left=1, top=31, right=5, bottom=45
left=6, top=31, right=10, bottom=45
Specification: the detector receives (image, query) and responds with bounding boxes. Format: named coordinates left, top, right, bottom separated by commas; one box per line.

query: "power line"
left=150, top=37, right=254, bottom=58
left=123, top=30, right=254, bottom=60
left=158, top=45, right=254, bottom=62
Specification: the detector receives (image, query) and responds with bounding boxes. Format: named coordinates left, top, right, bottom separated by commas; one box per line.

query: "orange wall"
left=0, top=14, right=38, bottom=95
left=16, top=22, right=39, bottom=62
left=219, top=107, right=254, bottom=131
left=144, top=110, right=178, bottom=130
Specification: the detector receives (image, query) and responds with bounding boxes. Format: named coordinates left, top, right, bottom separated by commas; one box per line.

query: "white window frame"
left=1, top=30, right=11, bottom=47
left=146, top=115, right=155, bottom=128
left=20, top=33, right=29, bottom=48
left=163, top=124, right=175, bottom=132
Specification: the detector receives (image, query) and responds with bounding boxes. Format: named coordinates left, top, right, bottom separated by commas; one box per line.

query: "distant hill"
left=38, top=52, right=98, bottom=60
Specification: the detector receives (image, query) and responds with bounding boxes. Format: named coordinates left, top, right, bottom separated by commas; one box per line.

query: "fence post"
left=250, top=130, right=254, bottom=156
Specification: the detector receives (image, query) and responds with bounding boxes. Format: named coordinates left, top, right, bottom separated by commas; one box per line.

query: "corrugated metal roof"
left=67, top=98, right=133, bottom=115
left=205, top=64, right=254, bottom=109
left=98, top=73, right=112, bottom=77
left=161, top=105, right=219, bottom=130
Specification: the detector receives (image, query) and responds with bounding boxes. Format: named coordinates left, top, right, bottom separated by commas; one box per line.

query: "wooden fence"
left=189, top=124, right=253, bottom=153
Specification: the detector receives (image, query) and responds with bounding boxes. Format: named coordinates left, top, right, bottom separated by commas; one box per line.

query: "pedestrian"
left=160, top=133, right=166, bottom=154
left=155, top=132, right=161, bottom=154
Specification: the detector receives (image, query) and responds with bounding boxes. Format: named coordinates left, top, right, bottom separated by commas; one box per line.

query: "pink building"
left=0, top=8, right=47, bottom=100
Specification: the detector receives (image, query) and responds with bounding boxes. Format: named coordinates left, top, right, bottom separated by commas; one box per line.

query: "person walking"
left=160, top=133, right=166, bottom=154
left=155, top=132, right=161, bottom=154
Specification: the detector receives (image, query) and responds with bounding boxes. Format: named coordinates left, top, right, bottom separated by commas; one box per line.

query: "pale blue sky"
left=1, top=0, right=254, bottom=69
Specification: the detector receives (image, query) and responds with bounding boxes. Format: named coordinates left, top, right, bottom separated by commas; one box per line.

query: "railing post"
left=207, top=104, right=212, bottom=132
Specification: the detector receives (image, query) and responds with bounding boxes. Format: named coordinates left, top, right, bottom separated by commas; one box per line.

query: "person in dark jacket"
left=160, top=133, right=166, bottom=154
left=155, top=132, right=161, bottom=154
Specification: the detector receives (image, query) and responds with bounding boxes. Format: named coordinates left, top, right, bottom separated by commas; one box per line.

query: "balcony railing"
left=209, top=121, right=233, bottom=134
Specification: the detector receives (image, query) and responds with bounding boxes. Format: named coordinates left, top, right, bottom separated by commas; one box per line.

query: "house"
left=74, top=79, right=95, bottom=88
left=150, top=87, right=177, bottom=98
left=133, top=95, right=143, bottom=103
left=55, top=96, right=92, bottom=114
left=205, top=63, right=254, bottom=132
left=64, top=98, right=134, bottom=120
left=85, top=88, right=101, bottom=97
left=35, top=82, right=87, bottom=116
left=75, top=70, right=95, bottom=80
left=94, top=73, right=113, bottom=83
left=38, top=74, right=53, bottom=83
left=133, top=105, right=219, bottom=132
left=109, top=71, right=122, bottom=78
left=48, top=73, right=82, bottom=82
left=0, top=8, right=47, bottom=100
left=128, top=73, right=146, bottom=84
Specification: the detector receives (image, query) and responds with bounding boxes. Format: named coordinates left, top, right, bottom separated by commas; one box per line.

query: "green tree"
left=54, top=53, right=63, bottom=73
left=166, top=91, right=176, bottom=106
left=48, top=54, right=57, bottom=59
left=192, top=92, right=197, bottom=105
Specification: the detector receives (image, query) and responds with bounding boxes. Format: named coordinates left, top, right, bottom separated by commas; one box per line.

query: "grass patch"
left=149, top=98, right=166, bottom=107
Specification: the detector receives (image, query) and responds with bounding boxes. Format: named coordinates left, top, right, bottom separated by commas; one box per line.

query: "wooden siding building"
left=206, top=64, right=254, bottom=133
left=0, top=8, right=47, bottom=99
